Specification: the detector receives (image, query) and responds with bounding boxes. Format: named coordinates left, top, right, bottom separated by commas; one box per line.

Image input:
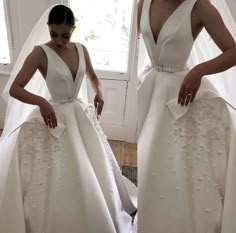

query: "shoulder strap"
left=37, top=44, right=52, bottom=60
left=75, top=42, right=86, bottom=74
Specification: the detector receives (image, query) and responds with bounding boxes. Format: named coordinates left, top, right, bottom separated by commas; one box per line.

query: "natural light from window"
left=0, top=0, right=10, bottom=64
left=70, top=0, right=134, bottom=72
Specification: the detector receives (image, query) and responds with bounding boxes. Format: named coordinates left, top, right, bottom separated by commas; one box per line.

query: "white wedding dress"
left=0, top=43, right=136, bottom=233
left=138, top=0, right=236, bottom=232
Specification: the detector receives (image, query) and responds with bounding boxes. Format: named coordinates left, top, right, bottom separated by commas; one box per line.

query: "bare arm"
left=194, top=0, right=236, bottom=75
left=10, top=46, right=57, bottom=128
left=83, top=45, right=104, bottom=115
left=10, top=46, right=45, bottom=105
left=178, top=0, right=236, bottom=106
left=137, top=0, right=144, bottom=38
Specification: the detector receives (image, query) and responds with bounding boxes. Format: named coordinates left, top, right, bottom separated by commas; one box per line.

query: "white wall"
left=0, top=0, right=51, bottom=128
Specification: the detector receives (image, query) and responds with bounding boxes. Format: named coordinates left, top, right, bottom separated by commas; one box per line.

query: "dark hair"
left=48, top=5, right=75, bottom=26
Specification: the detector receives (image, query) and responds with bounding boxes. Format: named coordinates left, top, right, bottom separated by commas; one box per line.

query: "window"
left=69, top=0, right=135, bottom=73
left=67, top=0, right=138, bottom=141
left=0, top=0, right=11, bottom=64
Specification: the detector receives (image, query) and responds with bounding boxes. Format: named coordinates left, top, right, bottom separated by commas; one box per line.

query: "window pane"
left=70, top=0, right=134, bottom=72
left=0, top=0, right=10, bottom=64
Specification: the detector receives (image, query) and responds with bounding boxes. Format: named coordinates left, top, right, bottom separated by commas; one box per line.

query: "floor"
left=108, top=140, right=137, bottom=168
left=0, top=129, right=137, bottom=168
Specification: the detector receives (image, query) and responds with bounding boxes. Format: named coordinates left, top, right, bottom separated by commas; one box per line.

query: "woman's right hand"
left=38, top=98, right=57, bottom=128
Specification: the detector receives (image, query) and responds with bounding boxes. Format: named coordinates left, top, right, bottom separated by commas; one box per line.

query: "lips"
left=55, top=44, right=63, bottom=48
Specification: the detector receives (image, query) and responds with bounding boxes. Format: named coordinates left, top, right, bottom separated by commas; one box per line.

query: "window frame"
left=66, top=0, right=137, bottom=82
left=0, top=0, right=14, bottom=73
left=64, top=0, right=139, bottom=142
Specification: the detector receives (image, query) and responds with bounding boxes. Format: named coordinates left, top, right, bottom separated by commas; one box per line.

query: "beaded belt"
left=50, top=97, right=78, bottom=104
left=153, top=64, right=186, bottom=73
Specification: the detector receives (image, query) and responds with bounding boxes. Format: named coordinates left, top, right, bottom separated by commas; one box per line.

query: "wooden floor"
left=108, top=140, right=137, bottom=168
left=0, top=129, right=137, bottom=168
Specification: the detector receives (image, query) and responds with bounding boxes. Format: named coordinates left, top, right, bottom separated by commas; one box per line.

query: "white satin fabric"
left=0, top=43, right=137, bottom=233
left=138, top=0, right=236, bottom=232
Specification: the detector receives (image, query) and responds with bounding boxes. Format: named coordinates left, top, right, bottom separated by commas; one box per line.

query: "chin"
left=53, top=43, right=67, bottom=49
left=55, top=44, right=64, bottom=48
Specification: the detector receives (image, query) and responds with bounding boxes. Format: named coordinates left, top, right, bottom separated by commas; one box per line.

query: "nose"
left=56, top=40, right=62, bottom=45
left=55, top=39, right=63, bottom=46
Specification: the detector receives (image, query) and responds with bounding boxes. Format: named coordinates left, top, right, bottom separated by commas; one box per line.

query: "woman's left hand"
left=178, top=67, right=203, bottom=106
left=94, top=91, right=104, bottom=116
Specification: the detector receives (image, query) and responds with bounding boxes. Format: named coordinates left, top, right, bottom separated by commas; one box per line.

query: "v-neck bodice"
left=40, top=43, right=86, bottom=103
left=141, top=0, right=197, bottom=69
left=45, top=44, right=79, bottom=82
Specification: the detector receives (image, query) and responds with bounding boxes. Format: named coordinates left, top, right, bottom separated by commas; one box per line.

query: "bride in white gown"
left=0, top=5, right=136, bottom=233
left=138, top=0, right=236, bottom=232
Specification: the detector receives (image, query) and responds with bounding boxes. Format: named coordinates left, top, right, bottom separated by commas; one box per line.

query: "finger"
left=99, top=100, right=104, bottom=114
left=51, top=113, right=57, bottom=128
left=51, top=119, right=56, bottom=129
left=178, top=86, right=183, bottom=104
left=94, top=100, right=98, bottom=109
left=190, top=91, right=197, bottom=103
left=182, top=87, right=193, bottom=106
left=181, top=96, right=186, bottom=106
left=94, top=97, right=98, bottom=109
left=185, top=93, right=192, bottom=106
left=48, top=118, right=53, bottom=128
left=97, top=107, right=100, bottom=116
left=181, top=90, right=187, bottom=106
left=178, top=85, right=186, bottom=105
left=45, top=115, right=53, bottom=129
left=97, top=103, right=102, bottom=116
left=43, top=116, right=49, bottom=127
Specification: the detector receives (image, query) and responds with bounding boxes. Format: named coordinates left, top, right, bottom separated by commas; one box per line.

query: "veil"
left=0, top=4, right=88, bottom=210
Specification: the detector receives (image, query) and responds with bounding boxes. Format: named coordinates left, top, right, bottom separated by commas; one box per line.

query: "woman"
left=0, top=5, right=136, bottom=233
left=138, top=0, right=236, bottom=232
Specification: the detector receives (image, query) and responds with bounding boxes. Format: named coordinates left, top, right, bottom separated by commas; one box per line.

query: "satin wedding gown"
left=138, top=0, right=236, bottom=232
left=0, top=42, right=136, bottom=233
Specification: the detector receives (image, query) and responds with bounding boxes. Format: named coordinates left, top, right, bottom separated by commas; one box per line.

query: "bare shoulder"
left=26, top=45, right=46, bottom=67
left=79, top=44, right=97, bottom=77
left=193, top=0, right=235, bottom=51
left=194, top=0, right=222, bottom=26
left=31, top=46, right=45, bottom=59
left=80, top=44, right=90, bottom=60
left=80, top=43, right=87, bottom=52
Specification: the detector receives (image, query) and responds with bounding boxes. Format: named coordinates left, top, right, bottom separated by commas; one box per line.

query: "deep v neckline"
left=45, top=43, right=80, bottom=83
left=148, top=0, right=186, bottom=46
